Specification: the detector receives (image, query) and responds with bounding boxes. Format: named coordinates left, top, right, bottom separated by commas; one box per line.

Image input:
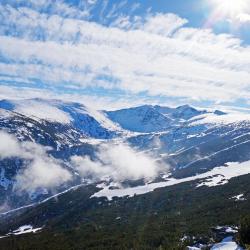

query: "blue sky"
left=0, top=0, right=250, bottom=111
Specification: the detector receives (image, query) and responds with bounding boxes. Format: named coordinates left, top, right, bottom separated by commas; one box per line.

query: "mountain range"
left=0, top=98, right=250, bottom=249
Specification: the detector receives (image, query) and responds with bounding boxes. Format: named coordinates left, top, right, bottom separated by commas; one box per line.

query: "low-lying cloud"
left=0, top=131, right=72, bottom=192
left=0, top=131, right=164, bottom=192
left=71, top=143, right=163, bottom=182
left=0, top=131, right=22, bottom=159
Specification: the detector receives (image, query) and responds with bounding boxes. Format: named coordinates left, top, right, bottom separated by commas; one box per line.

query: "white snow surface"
left=0, top=225, right=43, bottom=238
left=15, top=100, right=71, bottom=123
left=106, top=105, right=172, bottom=133
left=230, top=194, right=246, bottom=201
left=211, top=236, right=243, bottom=250
left=188, top=237, right=243, bottom=250
left=79, top=138, right=107, bottom=145
left=0, top=108, right=11, bottom=118
left=215, top=226, right=238, bottom=234
left=84, top=107, right=122, bottom=131
left=92, top=161, right=250, bottom=200
left=12, top=225, right=42, bottom=235
left=191, top=113, right=250, bottom=126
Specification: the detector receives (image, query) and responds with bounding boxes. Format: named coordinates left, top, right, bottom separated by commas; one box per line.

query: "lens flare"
left=205, top=0, right=249, bottom=28
left=211, top=0, right=247, bottom=17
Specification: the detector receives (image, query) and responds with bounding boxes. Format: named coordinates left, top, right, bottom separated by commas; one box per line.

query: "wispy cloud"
left=0, top=85, right=178, bottom=111
left=71, top=142, right=163, bottom=182
left=237, top=13, right=250, bottom=23
left=0, top=131, right=22, bottom=159
left=206, top=0, right=250, bottom=26
left=0, top=131, right=72, bottom=191
left=0, top=1, right=250, bottom=108
left=1, top=0, right=91, bottom=20
left=14, top=99, right=72, bottom=123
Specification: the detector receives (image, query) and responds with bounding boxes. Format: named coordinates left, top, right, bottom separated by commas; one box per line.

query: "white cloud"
left=0, top=131, right=22, bottom=159
left=237, top=13, right=250, bottom=23
left=87, top=0, right=97, bottom=5
left=142, top=13, right=188, bottom=36
left=0, top=131, right=72, bottom=191
left=92, top=160, right=250, bottom=200
left=110, top=15, right=132, bottom=29
left=71, top=143, right=163, bottom=182
left=0, top=4, right=250, bottom=106
left=15, top=155, right=72, bottom=191
left=0, top=85, right=174, bottom=111
left=1, top=0, right=90, bottom=20
left=130, top=3, right=140, bottom=13
left=207, top=0, right=250, bottom=25
left=14, top=99, right=72, bottom=123
left=71, top=155, right=110, bottom=180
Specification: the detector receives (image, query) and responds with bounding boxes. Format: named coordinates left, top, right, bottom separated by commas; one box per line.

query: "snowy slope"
left=106, top=104, right=225, bottom=133
left=211, top=236, right=243, bottom=250
left=106, top=105, right=173, bottom=132
left=1, top=98, right=250, bottom=211
left=92, top=160, right=250, bottom=200
left=0, top=98, right=120, bottom=139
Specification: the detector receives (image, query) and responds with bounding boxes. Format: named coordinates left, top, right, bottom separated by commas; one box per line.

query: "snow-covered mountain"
left=0, top=98, right=120, bottom=141
left=0, top=98, right=250, bottom=211
left=1, top=98, right=250, bottom=250
left=106, top=105, right=173, bottom=132
left=105, top=104, right=226, bottom=133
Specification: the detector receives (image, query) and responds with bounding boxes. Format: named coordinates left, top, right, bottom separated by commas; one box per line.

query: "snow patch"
left=230, top=194, right=246, bottom=202
left=215, top=226, right=238, bottom=234
left=191, top=113, right=250, bottom=126
left=0, top=225, right=43, bottom=238
left=211, top=236, right=243, bottom=250
left=79, top=138, right=106, bottom=145
left=85, top=107, right=121, bottom=131
left=196, top=161, right=250, bottom=188
left=92, top=161, right=250, bottom=200
left=15, top=100, right=71, bottom=123
left=11, top=225, right=43, bottom=235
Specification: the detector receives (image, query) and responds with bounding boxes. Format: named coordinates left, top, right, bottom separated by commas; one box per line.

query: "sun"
left=211, top=0, right=247, bottom=17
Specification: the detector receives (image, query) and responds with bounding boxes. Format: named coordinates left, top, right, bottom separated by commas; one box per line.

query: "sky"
left=1, top=0, right=250, bottom=111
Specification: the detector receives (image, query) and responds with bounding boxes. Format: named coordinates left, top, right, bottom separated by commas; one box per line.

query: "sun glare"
left=212, top=0, right=247, bottom=17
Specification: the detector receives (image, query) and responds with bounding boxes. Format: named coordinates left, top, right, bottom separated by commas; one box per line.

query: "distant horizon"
left=1, top=97, right=250, bottom=115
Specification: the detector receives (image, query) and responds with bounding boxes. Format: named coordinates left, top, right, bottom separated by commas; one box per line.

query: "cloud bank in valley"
left=71, top=143, right=163, bottom=182
left=0, top=130, right=163, bottom=192
left=0, top=131, right=72, bottom=192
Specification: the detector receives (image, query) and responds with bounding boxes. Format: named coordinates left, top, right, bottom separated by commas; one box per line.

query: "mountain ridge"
left=0, top=98, right=249, bottom=211
left=0, top=98, right=250, bottom=249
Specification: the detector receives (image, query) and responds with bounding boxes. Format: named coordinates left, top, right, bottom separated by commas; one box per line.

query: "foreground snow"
left=211, top=236, right=243, bottom=250
left=92, top=161, right=250, bottom=200
left=188, top=236, right=243, bottom=250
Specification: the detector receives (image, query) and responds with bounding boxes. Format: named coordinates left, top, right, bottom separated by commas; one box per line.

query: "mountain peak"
left=106, top=105, right=172, bottom=133
left=176, top=104, right=197, bottom=111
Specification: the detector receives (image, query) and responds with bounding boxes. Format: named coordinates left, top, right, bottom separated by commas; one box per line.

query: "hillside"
left=0, top=98, right=250, bottom=249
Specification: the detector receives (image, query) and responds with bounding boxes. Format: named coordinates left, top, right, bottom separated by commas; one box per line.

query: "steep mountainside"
left=0, top=98, right=250, bottom=249
left=0, top=99, right=250, bottom=208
